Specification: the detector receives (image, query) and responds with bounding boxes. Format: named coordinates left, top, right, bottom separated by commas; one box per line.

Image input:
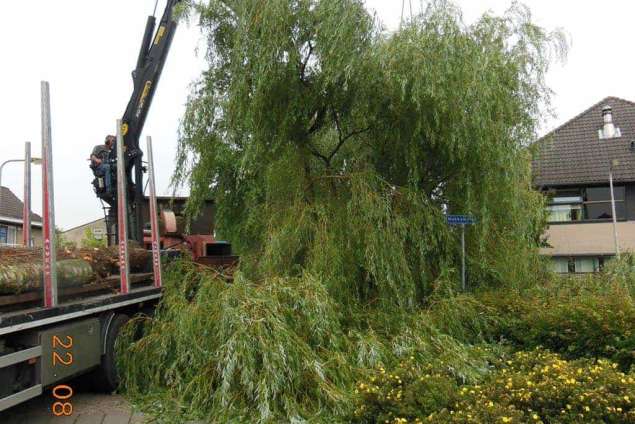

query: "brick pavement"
left=0, top=391, right=141, bottom=424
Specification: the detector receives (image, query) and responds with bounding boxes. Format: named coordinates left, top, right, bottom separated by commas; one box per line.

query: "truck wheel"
left=93, top=314, right=129, bottom=392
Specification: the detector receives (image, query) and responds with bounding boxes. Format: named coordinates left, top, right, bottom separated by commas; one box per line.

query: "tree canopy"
left=175, top=0, right=564, bottom=304
left=119, top=2, right=571, bottom=422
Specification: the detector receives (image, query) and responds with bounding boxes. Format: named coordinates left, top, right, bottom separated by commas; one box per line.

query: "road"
left=0, top=390, right=143, bottom=424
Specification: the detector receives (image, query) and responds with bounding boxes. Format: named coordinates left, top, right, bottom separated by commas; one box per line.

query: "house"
left=0, top=186, right=43, bottom=247
left=64, top=197, right=216, bottom=247
left=532, top=97, right=635, bottom=274
left=62, top=217, right=107, bottom=247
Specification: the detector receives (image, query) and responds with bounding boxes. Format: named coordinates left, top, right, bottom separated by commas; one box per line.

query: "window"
left=583, top=186, right=625, bottom=220
left=551, top=257, right=569, bottom=273
left=574, top=257, right=600, bottom=273
left=0, top=225, right=17, bottom=246
left=547, top=204, right=582, bottom=222
left=547, top=187, right=625, bottom=222
left=551, top=256, right=605, bottom=274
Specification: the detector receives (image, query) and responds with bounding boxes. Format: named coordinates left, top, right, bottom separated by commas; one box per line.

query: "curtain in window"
left=574, top=257, right=598, bottom=273
left=547, top=205, right=582, bottom=222
left=551, top=257, right=569, bottom=273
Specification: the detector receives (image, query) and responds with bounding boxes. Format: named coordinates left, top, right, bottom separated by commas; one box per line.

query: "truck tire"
left=93, top=314, right=129, bottom=392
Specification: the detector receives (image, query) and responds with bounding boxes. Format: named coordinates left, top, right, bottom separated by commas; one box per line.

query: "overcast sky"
left=0, top=1, right=632, bottom=228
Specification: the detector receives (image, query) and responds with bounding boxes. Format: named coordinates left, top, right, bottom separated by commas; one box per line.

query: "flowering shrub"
left=351, top=349, right=635, bottom=423
left=351, top=361, right=460, bottom=422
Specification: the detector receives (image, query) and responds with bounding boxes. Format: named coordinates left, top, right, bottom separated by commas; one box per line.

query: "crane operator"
left=90, top=135, right=115, bottom=197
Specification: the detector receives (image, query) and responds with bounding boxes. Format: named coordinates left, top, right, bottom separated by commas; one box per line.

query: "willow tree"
left=175, top=0, right=563, bottom=303
left=120, top=1, right=566, bottom=421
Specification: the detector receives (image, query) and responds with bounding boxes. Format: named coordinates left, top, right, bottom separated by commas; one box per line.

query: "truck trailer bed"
left=0, top=285, right=161, bottom=336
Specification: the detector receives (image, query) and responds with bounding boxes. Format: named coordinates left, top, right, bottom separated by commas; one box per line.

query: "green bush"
left=478, top=279, right=635, bottom=370
left=351, top=349, right=635, bottom=423
left=603, top=252, right=635, bottom=296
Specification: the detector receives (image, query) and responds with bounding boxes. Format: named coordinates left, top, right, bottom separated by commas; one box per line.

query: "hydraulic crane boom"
left=122, top=0, right=182, bottom=154
left=102, top=0, right=183, bottom=245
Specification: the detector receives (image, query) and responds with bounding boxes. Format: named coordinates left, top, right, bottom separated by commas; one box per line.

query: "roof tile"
left=533, top=97, right=635, bottom=186
left=0, top=186, right=42, bottom=222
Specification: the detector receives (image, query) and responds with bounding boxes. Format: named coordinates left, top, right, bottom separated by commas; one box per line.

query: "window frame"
left=551, top=256, right=607, bottom=274
left=546, top=186, right=626, bottom=223
left=0, top=224, right=17, bottom=246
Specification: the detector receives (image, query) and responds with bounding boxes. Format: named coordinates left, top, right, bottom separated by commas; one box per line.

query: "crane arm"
left=121, top=0, right=183, bottom=153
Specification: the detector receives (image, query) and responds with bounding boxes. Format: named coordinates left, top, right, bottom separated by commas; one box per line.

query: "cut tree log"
left=0, top=259, right=93, bottom=295
left=0, top=245, right=152, bottom=295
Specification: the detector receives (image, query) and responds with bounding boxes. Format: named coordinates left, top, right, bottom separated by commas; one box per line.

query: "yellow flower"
left=584, top=406, right=590, bottom=412
left=501, top=417, right=512, bottom=423
left=532, top=414, right=539, bottom=420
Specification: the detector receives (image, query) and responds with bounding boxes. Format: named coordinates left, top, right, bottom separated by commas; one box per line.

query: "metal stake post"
left=23, top=142, right=32, bottom=246
left=41, top=82, right=58, bottom=307
left=116, top=120, right=130, bottom=294
left=461, top=223, right=466, bottom=291
left=146, top=136, right=162, bottom=288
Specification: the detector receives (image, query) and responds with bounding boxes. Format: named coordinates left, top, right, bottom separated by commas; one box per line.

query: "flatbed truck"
left=0, top=0, right=236, bottom=414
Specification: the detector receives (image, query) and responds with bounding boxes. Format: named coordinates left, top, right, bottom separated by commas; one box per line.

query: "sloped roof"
left=0, top=186, right=42, bottom=223
left=532, top=97, right=635, bottom=187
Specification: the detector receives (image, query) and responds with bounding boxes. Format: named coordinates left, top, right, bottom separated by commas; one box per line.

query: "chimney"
left=599, top=105, right=622, bottom=139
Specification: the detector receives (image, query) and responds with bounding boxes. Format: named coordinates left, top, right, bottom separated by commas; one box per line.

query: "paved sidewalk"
left=0, top=391, right=144, bottom=424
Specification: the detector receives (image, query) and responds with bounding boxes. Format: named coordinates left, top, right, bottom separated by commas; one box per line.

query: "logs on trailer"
left=0, top=259, right=93, bottom=295
left=0, top=245, right=152, bottom=295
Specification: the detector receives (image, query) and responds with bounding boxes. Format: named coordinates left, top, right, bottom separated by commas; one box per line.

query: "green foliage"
left=351, top=350, right=635, bottom=424
left=479, top=277, right=635, bottom=371
left=603, top=252, right=635, bottom=296
left=119, top=1, right=576, bottom=422
left=119, top=261, right=347, bottom=422
left=174, top=0, right=565, bottom=295
left=119, top=261, right=498, bottom=423
left=80, top=227, right=106, bottom=248
left=55, top=228, right=76, bottom=250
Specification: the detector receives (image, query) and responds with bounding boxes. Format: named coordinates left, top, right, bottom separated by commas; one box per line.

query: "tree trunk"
left=0, top=259, right=93, bottom=295
left=0, top=245, right=152, bottom=295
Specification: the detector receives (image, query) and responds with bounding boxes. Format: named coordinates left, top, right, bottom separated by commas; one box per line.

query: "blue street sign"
left=446, top=215, right=476, bottom=226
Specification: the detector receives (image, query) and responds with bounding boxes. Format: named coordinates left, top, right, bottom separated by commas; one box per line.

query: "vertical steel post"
left=23, top=142, right=32, bottom=247
left=461, top=224, right=466, bottom=291
left=41, top=81, right=57, bottom=307
left=146, top=136, right=162, bottom=288
left=116, top=120, right=130, bottom=294
left=609, top=166, right=620, bottom=259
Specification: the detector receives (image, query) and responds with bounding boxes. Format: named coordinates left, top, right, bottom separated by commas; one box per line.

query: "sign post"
left=23, top=142, right=32, bottom=247
left=146, top=136, right=162, bottom=288
left=446, top=215, right=476, bottom=291
left=116, top=119, right=130, bottom=294
left=41, top=81, right=58, bottom=308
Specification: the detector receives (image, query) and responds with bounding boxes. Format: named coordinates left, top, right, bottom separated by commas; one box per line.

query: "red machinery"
left=142, top=203, right=238, bottom=268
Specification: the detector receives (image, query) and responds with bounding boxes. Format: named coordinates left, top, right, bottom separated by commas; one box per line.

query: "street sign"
left=446, top=214, right=476, bottom=292
left=446, top=215, right=476, bottom=226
